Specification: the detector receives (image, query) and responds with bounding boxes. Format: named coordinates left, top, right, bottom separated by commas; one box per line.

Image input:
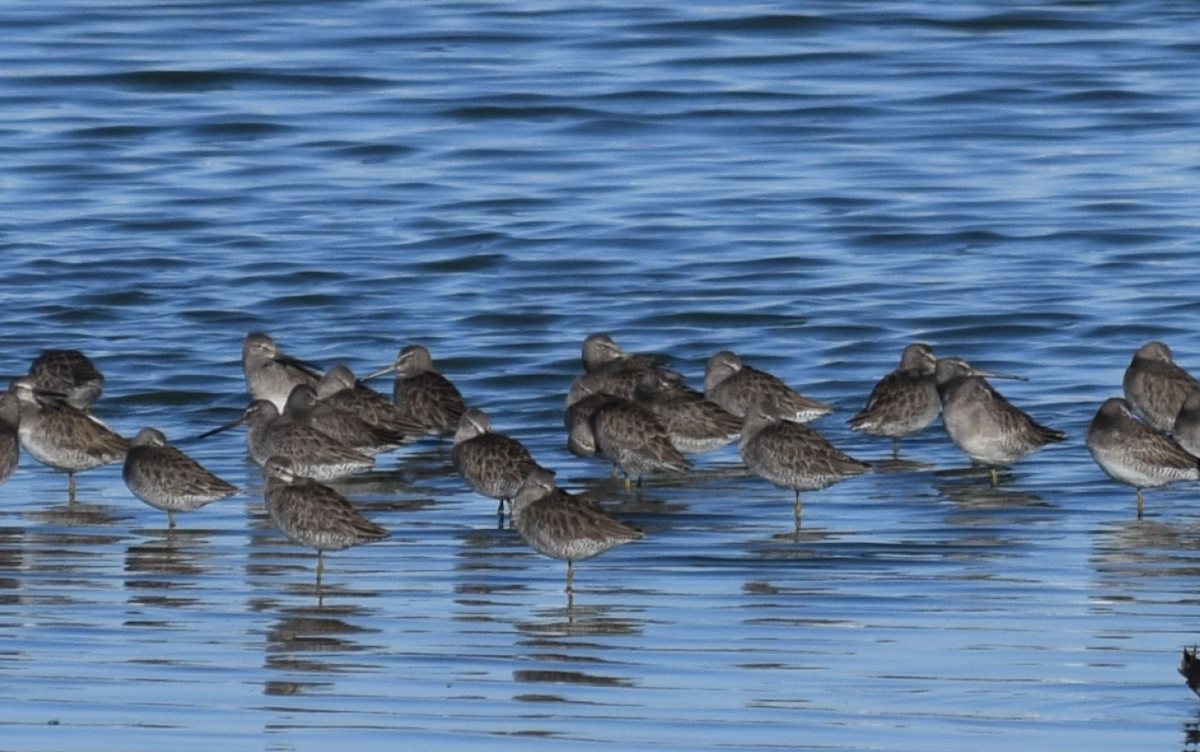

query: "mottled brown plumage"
left=567, top=393, right=690, bottom=492
left=263, top=455, right=389, bottom=587
left=1087, top=397, right=1200, bottom=518
left=704, top=350, right=833, bottom=423
left=284, top=384, right=409, bottom=456
left=633, top=369, right=741, bottom=454
left=1123, top=341, right=1199, bottom=431
left=199, top=399, right=373, bottom=480
left=451, top=408, right=546, bottom=516
left=28, top=349, right=104, bottom=411
left=11, top=376, right=128, bottom=500
left=316, top=364, right=425, bottom=440
left=510, top=467, right=643, bottom=593
left=848, top=343, right=939, bottom=456
left=740, top=401, right=870, bottom=521
left=123, top=427, right=238, bottom=528
left=363, top=345, right=467, bottom=441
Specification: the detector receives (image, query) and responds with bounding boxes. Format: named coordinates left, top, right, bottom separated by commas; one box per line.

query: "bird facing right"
left=510, top=467, right=644, bottom=594
left=123, top=427, right=238, bottom=528
left=262, top=455, right=389, bottom=588
left=704, top=350, right=834, bottom=424
left=1087, top=397, right=1200, bottom=519
left=740, top=400, right=870, bottom=523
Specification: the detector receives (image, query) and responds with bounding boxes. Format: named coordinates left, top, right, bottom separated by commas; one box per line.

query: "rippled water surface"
left=5, top=1, right=1200, bottom=750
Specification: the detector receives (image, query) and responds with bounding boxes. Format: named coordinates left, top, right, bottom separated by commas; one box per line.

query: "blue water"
left=3, top=1, right=1200, bottom=750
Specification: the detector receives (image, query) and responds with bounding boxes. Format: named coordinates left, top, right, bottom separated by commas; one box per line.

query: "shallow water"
left=4, top=1, right=1200, bottom=750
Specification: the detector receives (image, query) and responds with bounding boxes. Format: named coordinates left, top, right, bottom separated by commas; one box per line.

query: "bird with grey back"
left=9, top=376, right=128, bottom=501
left=567, top=393, right=690, bottom=493
left=316, top=364, right=425, bottom=441
left=284, top=383, right=410, bottom=457
left=579, top=333, right=680, bottom=400
left=363, top=344, right=467, bottom=442
left=704, top=350, right=834, bottom=424
left=241, top=332, right=322, bottom=412
left=262, top=455, right=389, bottom=590
left=936, top=357, right=1065, bottom=484
left=740, top=400, right=870, bottom=523
left=28, top=349, right=104, bottom=411
left=1171, top=389, right=1200, bottom=458
left=123, top=427, right=238, bottom=528
left=1123, top=341, right=1199, bottom=432
left=1087, top=397, right=1200, bottom=519
left=510, top=466, right=644, bottom=595
left=633, top=368, right=741, bottom=454
left=451, top=408, right=547, bottom=517
left=848, top=343, right=940, bottom=457
left=198, top=399, right=373, bottom=480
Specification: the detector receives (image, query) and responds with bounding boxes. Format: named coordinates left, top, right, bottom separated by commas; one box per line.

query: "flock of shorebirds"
left=0, top=333, right=1198, bottom=594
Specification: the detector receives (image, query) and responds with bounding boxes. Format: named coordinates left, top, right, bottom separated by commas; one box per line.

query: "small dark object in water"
left=1179, top=646, right=1200, bottom=698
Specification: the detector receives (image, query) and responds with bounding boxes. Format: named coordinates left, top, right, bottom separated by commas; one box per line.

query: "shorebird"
left=284, top=384, right=410, bottom=457
left=579, top=333, right=679, bottom=400
left=10, top=376, right=128, bottom=501
left=199, top=399, right=373, bottom=480
left=848, top=343, right=940, bottom=457
left=451, top=409, right=546, bottom=516
left=122, top=427, right=238, bottom=528
left=740, top=401, right=870, bottom=522
left=704, top=350, right=833, bottom=423
left=0, top=390, right=20, bottom=488
left=1087, top=397, right=1200, bottom=518
left=632, top=369, right=741, bottom=454
left=1123, top=341, right=1199, bottom=431
left=316, top=364, right=425, bottom=440
left=242, top=332, right=321, bottom=412
left=510, top=467, right=643, bottom=594
left=363, top=345, right=467, bottom=442
left=1171, top=389, right=1200, bottom=458
left=262, top=455, right=389, bottom=590
left=28, top=349, right=104, bottom=411
left=567, top=394, right=690, bottom=493
left=936, top=358, right=1065, bottom=484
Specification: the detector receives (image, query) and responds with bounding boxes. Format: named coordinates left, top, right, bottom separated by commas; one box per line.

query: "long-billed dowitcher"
left=262, top=455, right=389, bottom=588
left=1171, top=389, right=1200, bottom=458
left=316, top=364, right=425, bottom=440
left=936, top=357, right=1065, bottom=484
left=363, top=344, right=467, bottom=442
left=0, top=390, right=20, bottom=488
left=123, top=427, right=238, bottom=528
left=1122, top=341, right=1199, bottom=431
left=451, top=408, right=547, bottom=516
left=199, top=399, right=373, bottom=480
left=579, top=333, right=679, bottom=400
left=510, top=467, right=644, bottom=594
left=740, top=401, right=870, bottom=522
left=284, top=384, right=409, bottom=457
left=242, top=332, right=321, bottom=412
left=10, top=376, right=128, bottom=500
left=704, top=350, right=834, bottom=424
left=633, top=369, right=741, bottom=454
left=1086, top=397, right=1200, bottom=519
left=28, top=349, right=104, bottom=411
left=567, top=394, right=690, bottom=493
left=848, top=343, right=939, bottom=457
